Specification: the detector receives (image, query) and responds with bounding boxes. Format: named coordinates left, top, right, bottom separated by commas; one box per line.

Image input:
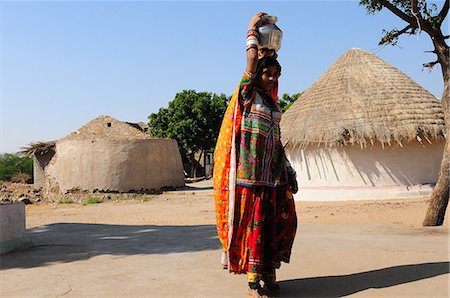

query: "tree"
left=279, top=92, right=302, bottom=113
left=148, top=90, right=228, bottom=177
left=360, top=0, right=449, bottom=226
left=0, top=153, right=33, bottom=182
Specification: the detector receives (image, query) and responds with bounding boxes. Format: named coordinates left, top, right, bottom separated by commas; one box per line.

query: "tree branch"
left=411, top=0, right=419, bottom=14
left=379, top=24, right=414, bottom=45
left=379, top=0, right=417, bottom=26
left=410, top=0, right=422, bottom=30
left=423, top=60, right=440, bottom=70
left=379, top=0, right=439, bottom=36
left=436, top=0, right=449, bottom=26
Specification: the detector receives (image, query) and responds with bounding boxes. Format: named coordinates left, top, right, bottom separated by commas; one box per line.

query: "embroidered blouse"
left=236, top=72, right=289, bottom=187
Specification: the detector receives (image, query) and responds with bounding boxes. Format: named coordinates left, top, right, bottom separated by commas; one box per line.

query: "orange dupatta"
left=213, top=71, right=278, bottom=266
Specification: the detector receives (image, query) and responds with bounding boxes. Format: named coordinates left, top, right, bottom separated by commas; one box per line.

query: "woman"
left=213, top=12, right=298, bottom=298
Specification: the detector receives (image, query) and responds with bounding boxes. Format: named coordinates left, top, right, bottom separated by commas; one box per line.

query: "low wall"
left=0, top=202, right=32, bottom=255
left=44, top=138, right=185, bottom=194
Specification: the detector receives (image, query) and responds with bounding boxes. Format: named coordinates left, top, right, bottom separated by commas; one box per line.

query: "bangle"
left=246, top=36, right=258, bottom=43
left=244, top=69, right=256, bottom=78
left=246, top=36, right=259, bottom=51
left=247, top=29, right=259, bottom=39
left=246, top=44, right=258, bottom=51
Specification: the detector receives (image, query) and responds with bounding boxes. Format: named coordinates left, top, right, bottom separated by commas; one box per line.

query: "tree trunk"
left=190, top=151, right=196, bottom=178
left=195, top=150, right=204, bottom=177
left=423, top=137, right=449, bottom=226
left=423, top=40, right=449, bottom=226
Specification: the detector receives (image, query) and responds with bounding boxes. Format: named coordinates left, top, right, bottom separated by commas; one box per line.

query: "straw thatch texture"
left=63, top=115, right=150, bottom=141
left=20, top=116, right=150, bottom=156
left=20, top=141, right=56, bottom=156
left=280, top=48, right=445, bottom=148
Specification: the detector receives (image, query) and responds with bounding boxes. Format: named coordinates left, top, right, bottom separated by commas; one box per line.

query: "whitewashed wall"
left=285, top=140, right=445, bottom=201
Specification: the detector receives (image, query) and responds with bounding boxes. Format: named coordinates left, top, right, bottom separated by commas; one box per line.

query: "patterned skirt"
left=228, top=185, right=297, bottom=281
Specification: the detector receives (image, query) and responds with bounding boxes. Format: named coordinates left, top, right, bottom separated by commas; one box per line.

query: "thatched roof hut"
left=280, top=48, right=445, bottom=201
left=281, top=48, right=445, bottom=149
left=22, top=115, right=184, bottom=197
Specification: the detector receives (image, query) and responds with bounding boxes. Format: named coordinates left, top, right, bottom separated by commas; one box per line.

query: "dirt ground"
left=25, top=188, right=449, bottom=230
left=2, top=181, right=449, bottom=297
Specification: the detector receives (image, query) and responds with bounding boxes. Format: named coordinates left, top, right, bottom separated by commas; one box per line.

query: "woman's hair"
left=256, top=56, right=282, bottom=78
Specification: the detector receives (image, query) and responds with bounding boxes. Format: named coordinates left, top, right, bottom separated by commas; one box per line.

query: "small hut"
left=22, top=115, right=185, bottom=197
left=280, top=48, right=445, bottom=201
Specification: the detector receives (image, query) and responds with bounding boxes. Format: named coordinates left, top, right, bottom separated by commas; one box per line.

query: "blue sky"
left=1, top=1, right=447, bottom=153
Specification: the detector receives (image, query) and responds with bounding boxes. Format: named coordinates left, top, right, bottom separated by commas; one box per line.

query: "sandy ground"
left=1, top=180, right=449, bottom=297
left=25, top=185, right=449, bottom=229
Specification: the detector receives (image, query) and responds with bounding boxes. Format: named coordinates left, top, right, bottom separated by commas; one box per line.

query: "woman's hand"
left=289, top=175, right=298, bottom=194
left=246, top=12, right=266, bottom=75
left=248, top=12, right=266, bottom=30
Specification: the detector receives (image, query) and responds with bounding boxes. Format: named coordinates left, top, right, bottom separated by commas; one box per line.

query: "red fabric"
left=228, top=185, right=297, bottom=276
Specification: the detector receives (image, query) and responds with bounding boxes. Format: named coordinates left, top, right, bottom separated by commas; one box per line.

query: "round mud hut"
left=24, top=116, right=185, bottom=198
left=280, top=48, right=446, bottom=201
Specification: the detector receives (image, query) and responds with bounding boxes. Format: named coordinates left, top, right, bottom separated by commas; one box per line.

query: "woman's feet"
left=247, top=285, right=272, bottom=298
left=262, top=279, right=280, bottom=292
left=262, top=275, right=280, bottom=293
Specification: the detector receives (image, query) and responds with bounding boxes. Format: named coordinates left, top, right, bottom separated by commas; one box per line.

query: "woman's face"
left=256, top=65, right=280, bottom=92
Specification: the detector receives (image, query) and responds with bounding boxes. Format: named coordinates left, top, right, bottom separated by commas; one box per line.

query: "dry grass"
left=281, top=48, right=445, bottom=149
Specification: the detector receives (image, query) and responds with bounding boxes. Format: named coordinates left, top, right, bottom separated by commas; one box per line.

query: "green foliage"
left=140, top=195, right=154, bottom=202
left=360, top=0, right=384, bottom=14
left=148, top=90, right=229, bottom=176
left=59, top=197, right=74, bottom=204
left=279, top=93, right=302, bottom=113
left=0, top=153, right=33, bottom=182
left=82, top=197, right=102, bottom=205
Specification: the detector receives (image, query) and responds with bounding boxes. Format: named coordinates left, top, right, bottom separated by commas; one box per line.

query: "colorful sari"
left=213, top=71, right=297, bottom=282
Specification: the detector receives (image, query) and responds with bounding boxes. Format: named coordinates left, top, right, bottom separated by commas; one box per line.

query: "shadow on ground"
left=0, top=223, right=220, bottom=269
left=180, top=185, right=213, bottom=191
left=277, top=262, right=450, bottom=297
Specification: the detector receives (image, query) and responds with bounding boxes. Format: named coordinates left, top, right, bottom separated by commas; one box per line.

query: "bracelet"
left=247, top=28, right=259, bottom=39
left=246, top=36, right=258, bottom=44
left=246, top=44, right=258, bottom=51
left=244, top=69, right=256, bottom=78
left=246, top=36, right=259, bottom=51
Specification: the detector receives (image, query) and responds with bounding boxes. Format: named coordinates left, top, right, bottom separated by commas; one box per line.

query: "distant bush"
left=82, top=197, right=102, bottom=206
left=0, top=153, right=33, bottom=182
left=59, top=197, right=74, bottom=204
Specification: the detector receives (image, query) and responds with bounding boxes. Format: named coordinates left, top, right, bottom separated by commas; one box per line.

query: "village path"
left=0, top=180, right=449, bottom=297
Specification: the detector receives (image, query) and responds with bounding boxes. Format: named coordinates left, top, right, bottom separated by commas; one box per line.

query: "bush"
left=82, top=197, right=102, bottom=206
left=59, top=198, right=74, bottom=204
left=0, top=153, right=33, bottom=182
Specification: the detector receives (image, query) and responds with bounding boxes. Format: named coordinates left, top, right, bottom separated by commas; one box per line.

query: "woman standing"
left=213, top=12, right=298, bottom=298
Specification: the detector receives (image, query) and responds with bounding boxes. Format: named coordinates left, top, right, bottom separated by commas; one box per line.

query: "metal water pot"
left=258, top=16, right=283, bottom=51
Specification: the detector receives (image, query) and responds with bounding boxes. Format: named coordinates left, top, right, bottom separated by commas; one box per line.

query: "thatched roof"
left=20, top=141, right=56, bottom=156
left=20, top=116, right=151, bottom=156
left=280, top=48, right=445, bottom=148
left=125, top=121, right=149, bottom=133
left=63, top=115, right=150, bottom=141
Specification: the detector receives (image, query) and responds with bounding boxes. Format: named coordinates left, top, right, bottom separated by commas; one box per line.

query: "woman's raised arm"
left=246, top=12, right=266, bottom=76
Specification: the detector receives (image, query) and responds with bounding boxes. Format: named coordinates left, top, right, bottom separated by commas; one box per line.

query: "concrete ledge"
left=0, top=202, right=33, bottom=255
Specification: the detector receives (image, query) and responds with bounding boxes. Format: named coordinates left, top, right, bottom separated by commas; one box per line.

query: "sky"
left=1, top=0, right=447, bottom=153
